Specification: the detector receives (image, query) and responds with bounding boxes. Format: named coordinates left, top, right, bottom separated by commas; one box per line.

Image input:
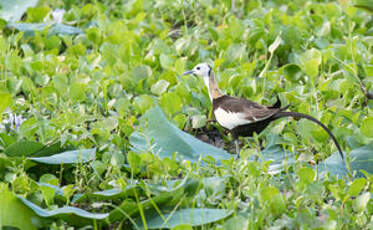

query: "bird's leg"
left=235, top=139, right=240, bottom=159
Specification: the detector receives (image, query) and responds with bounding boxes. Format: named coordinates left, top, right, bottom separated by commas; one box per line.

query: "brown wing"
left=213, top=95, right=281, bottom=122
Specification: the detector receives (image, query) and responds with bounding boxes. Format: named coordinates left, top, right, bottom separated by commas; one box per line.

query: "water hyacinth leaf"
left=26, top=6, right=50, bottom=22
left=300, top=48, right=322, bottom=78
left=258, top=137, right=296, bottom=175
left=319, top=142, right=373, bottom=177
left=151, top=79, right=170, bottom=96
left=360, top=117, right=373, bottom=138
left=72, top=186, right=138, bottom=203
left=130, top=106, right=231, bottom=162
left=160, top=92, right=183, bottom=116
left=28, top=148, right=96, bottom=164
left=0, top=184, right=39, bottom=230
left=17, top=196, right=109, bottom=224
left=136, top=208, right=233, bottom=229
left=318, top=152, right=348, bottom=177
left=6, top=23, right=83, bottom=36
left=0, top=93, right=13, bottom=117
left=191, top=115, right=206, bottom=129
left=132, top=65, right=152, bottom=82
left=0, top=0, right=39, bottom=22
left=350, top=142, right=373, bottom=177
left=4, top=140, right=44, bottom=157
left=354, top=0, right=373, bottom=12
left=108, top=177, right=199, bottom=223
left=220, top=215, right=249, bottom=230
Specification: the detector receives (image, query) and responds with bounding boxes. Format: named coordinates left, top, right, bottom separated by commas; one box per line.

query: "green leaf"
left=297, top=167, right=315, bottom=185
left=132, top=65, right=152, bottom=82
left=191, top=115, right=206, bottom=129
left=353, top=192, right=370, bottom=213
left=151, top=80, right=170, bottom=96
left=259, top=136, right=296, bottom=175
left=0, top=0, right=39, bottom=22
left=354, top=0, right=373, bottom=12
left=72, top=187, right=135, bottom=203
left=108, top=177, right=199, bottom=223
left=160, top=92, right=183, bottom=116
left=4, top=140, right=44, bottom=157
left=137, top=208, right=233, bottom=229
left=17, top=196, right=109, bottom=224
left=130, top=107, right=231, bottom=162
left=219, top=214, right=248, bottom=230
left=6, top=23, right=83, bottom=36
left=350, top=142, right=373, bottom=177
left=281, top=64, right=302, bottom=82
left=348, top=178, right=366, bottom=197
left=318, top=152, right=348, bottom=178
left=360, top=117, right=373, bottom=138
left=26, top=6, right=50, bottom=22
left=0, top=184, right=39, bottom=230
left=0, top=92, right=12, bottom=117
left=300, top=48, right=322, bottom=78
left=28, top=148, right=96, bottom=164
left=319, top=142, right=373, bottom=177
left=160, top=54, right=174, bottom=70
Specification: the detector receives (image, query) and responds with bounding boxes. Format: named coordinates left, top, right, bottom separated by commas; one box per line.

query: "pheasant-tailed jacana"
left=184, top=63, right=344, bottom=160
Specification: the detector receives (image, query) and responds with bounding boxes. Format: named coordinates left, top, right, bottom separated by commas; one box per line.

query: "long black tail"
left=274, top=111, right=344, bottom=160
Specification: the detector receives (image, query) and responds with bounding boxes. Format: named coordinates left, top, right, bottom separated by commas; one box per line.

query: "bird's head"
left=183, top=63, right=212, bottom=79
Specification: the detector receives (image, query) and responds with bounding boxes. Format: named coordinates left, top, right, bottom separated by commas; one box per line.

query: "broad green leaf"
left=0, top=184, right=38, bottom=230
left=132, top=65, right=152, bottom=82
left=219, top=215, right=248, bottom=230
left=354, top=0, right=373, bottom=12
left=303, top=59, right=320, bottom=78
left=4, top=140, right=44, bottom=157
left=297, top=167, right=315, bottom=185
left=0, top=0, right=39, bottom=22
left=134, top=95, right=155, bottom=114
left=0, top=93, right=12, bottom=116
left=319, top=142, right=373, bottom=177
left=6, top=23, right=83, bottom=36
left=348, top=178, right=366, bottom=196
left=130, top=107, right=231, bottom=162
left=17, top=196, right=109, bottom=224
left=28, top=148, right=96, bottom=164
left=258, top=136, right=296, bottom=175
left=160, top=92, right=183, bottom=116
left=360, top=117, right=373, bottom=138
left=26, top=6, right=50, bottom=22
left=108, top=177, right=199, bottom=223
left=281, top=63, right=302, bottom=82
left=318, top=152, right=348, bottom=178
left=137, top=208, right=233, bottom=229
left=151, top=80, right=170, bottom=96
left=160, top=54, right=174, bottom=70
left=300, top=48, right=322, bottom=78
left=191, top=115, right=206, bottom=129
left=350, top=142, right=373, bottom=177
left=72, top=186, right=137, bottom=203
left=353, top=192, right=371, bottom=213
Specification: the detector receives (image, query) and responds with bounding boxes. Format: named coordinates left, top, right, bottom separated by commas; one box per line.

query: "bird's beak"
left=183, top=70, right=194, bottom=75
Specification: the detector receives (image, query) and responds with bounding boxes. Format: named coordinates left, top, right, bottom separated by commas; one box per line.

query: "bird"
left=183, top=63, right=344, bottom=160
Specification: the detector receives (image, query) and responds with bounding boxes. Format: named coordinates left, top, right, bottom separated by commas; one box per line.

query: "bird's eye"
left=196, top=67, right=200, bottom=70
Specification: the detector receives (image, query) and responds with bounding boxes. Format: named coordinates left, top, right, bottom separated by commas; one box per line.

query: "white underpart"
left=214, top=107, right=252, bottom=130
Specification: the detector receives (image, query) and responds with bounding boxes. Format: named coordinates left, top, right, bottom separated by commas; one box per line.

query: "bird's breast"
left=214, top=107, right=252, bottom=130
